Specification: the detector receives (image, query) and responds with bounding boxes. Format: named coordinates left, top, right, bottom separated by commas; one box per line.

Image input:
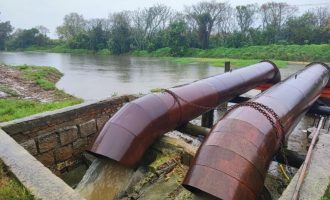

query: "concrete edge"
left=0, top=128, right=84, bottom=200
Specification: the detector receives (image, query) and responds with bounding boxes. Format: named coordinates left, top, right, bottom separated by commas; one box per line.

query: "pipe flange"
left=260, top=60, right=281, bottom=83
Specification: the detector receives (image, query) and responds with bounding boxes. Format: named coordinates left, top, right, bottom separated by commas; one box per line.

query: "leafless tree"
left=312, top=7, right=330, bottom=27
left=260, top=2, right=297, bottom=30
left=185, top=1, right=229, bottom=49
left=35, top=25, right=49, bottom=36
left=236, top=4, right=258, bottom=34
left=131, top=4, right=172, bottom=49
left=215, top=5, right=234, bottom=35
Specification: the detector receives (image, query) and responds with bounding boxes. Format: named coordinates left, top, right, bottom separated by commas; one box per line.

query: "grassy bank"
left=134, top=48, right=287, bottom=68
left=0, top=99, right=80, bottom=122
left=22, top=45, right=111, bottom=55
left=22, top=44, right=330, bottom=63
left=133, top=44, right=330, bottom=67
left=18, top=44, right=330, bottom=67
left=0, top=160, right=35, bottom=200
left=184, top=44, right=330, bottom=62
left=170, top=57, right=288, bottom=68
left=0, top=65, right=82, bottom=122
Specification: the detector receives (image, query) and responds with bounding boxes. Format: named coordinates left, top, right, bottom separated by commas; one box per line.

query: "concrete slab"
left=0, top=129, right=84, bottom=200
left=279, top=133, right=330, bottom=200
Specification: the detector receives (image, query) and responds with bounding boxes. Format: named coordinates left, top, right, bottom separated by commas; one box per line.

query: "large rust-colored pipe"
left=89, top=61, right=280, bottom=167
left=182, top=62, right=330, bottom=200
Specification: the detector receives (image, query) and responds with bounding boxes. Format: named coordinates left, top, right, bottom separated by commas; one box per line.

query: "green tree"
left=67, top=32, right=89, bottom=49
left=167, top=20, right=188, bottom=56
left=56, top=13, right=86, bottom=40
left=284, top=12, right=318, bottom=44
left=109, top=12, right=131, bottom=54
left=7, top=28, right=49, bottom=49
left=88, top=20, right=108, bottom=51
left=0, top=19, right=13, bottom=50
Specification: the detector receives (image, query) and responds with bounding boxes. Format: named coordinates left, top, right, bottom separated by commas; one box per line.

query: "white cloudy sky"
left=1, top=0, right=330, bottom=37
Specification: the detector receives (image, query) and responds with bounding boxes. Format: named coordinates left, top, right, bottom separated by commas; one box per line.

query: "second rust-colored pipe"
left=89, top=61, right=280, bottom=167
left=182, top=62, right=330, bottom=200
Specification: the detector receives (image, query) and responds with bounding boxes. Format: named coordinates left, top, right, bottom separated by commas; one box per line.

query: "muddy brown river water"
left=0, top=52, right=305, bottom=101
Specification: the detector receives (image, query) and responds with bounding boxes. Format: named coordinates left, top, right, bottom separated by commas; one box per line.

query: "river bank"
left=9, top=44, right=330, bottom=68
left=0, top=64, right=82, bottom=122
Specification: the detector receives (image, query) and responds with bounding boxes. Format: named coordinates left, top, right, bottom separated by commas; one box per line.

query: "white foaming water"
left=76, top=158, right=134, bottom=200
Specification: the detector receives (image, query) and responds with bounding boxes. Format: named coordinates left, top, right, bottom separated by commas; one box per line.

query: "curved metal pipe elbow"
left=182, top=62, right=330, bottom=200
left=89, top=61, right=280, bottom=167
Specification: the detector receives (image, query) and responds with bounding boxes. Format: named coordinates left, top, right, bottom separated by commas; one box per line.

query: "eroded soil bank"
left=0, top=64, right=82, bottom=122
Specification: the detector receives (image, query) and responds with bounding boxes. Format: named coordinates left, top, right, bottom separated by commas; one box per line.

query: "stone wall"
left=0, top=95, right=136, bottom=175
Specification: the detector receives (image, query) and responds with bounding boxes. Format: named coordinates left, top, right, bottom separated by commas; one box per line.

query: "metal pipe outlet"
left=89, top=61, right=281, bottom=167
left=182, top=62, right=330, bottom=200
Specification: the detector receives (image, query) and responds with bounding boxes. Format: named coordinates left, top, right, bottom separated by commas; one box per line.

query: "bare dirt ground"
left=0, top=64, right=61, bottom=102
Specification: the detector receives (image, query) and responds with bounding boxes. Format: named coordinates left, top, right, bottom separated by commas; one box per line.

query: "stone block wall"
left=0, top=95, right=136, bottom=175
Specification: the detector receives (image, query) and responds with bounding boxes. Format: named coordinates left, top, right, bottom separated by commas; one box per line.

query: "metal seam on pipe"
left=204, top=144, right=266, bottom=180
left=193, top=163, right=258, bottom=197
left=183, top=62, right=330, bottom=200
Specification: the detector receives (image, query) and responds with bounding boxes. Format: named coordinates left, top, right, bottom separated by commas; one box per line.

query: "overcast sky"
left=1, top=0, right=330, bottom=38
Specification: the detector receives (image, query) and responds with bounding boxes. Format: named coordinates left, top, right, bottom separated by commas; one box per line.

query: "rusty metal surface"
left=89, top=61, right=281, bottom=167
left=182, top=63, right=330, bottom=200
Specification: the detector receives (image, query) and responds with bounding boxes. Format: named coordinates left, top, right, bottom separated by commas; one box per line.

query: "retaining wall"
left=0, top=95, right=136, bottom=175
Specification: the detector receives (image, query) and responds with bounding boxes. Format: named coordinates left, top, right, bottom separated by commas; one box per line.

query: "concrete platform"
left=279, top=133, right=330, bottom=200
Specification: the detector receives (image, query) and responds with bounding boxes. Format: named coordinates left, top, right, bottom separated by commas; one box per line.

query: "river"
left=0, top=52, right=307, bottom=101
left=0, top=52, right=223, bottom=101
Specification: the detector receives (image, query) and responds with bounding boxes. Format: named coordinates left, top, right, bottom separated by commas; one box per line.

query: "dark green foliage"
left=284, top=13, right=315, bottom=44
left=7, top=28, right=49, bottom=50
left=88, top=21, right=108, bottom=51
left=167, top=20, right=188, bottom=56
left=0, top=20, right=13, bottom=50
left=109, top=12, right=131, bottom=54
left=67, top=32, right=90, bottom=49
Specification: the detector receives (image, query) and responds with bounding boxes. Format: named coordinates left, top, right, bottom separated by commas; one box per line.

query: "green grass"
left=0, top=65, right=83, bottom=122
left=170, top=57, right=288, bottom=68
left=23, top=44, right=330, bottom=63
left=0, top=160, right=35, bottom=200
left=150, top=88, right=164, bottom=93
left=322, top=184, right=330, bottom=200
left=0, top=99, right=81, bottom=122
left=0, top=84, right=19, bottom=96
left=15, top=65, right=62, bottom=90
left=23, top=45, right=111, bottom=55
left=195, top=44, right=330, bottom=62
left=133, top=44, right=330, bottom=64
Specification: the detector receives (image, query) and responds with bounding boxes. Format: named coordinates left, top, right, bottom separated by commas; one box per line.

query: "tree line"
left=1, top=1, right=330, bottom=56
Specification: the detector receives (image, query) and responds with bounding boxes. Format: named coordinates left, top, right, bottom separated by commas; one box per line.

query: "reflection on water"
left=76, top=158, right=134, bottom=200
left=0, top=52, right=221, bottom=101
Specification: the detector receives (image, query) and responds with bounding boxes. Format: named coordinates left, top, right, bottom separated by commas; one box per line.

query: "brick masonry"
left=0, top=95, right=136, bottom=175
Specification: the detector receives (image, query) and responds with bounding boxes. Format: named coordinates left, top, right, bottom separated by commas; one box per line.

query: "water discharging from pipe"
left=76, top=158, right=134, bottom=200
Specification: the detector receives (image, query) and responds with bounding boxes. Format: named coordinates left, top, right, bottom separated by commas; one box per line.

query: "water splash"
left=76, top=158, right=134, bottom=200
